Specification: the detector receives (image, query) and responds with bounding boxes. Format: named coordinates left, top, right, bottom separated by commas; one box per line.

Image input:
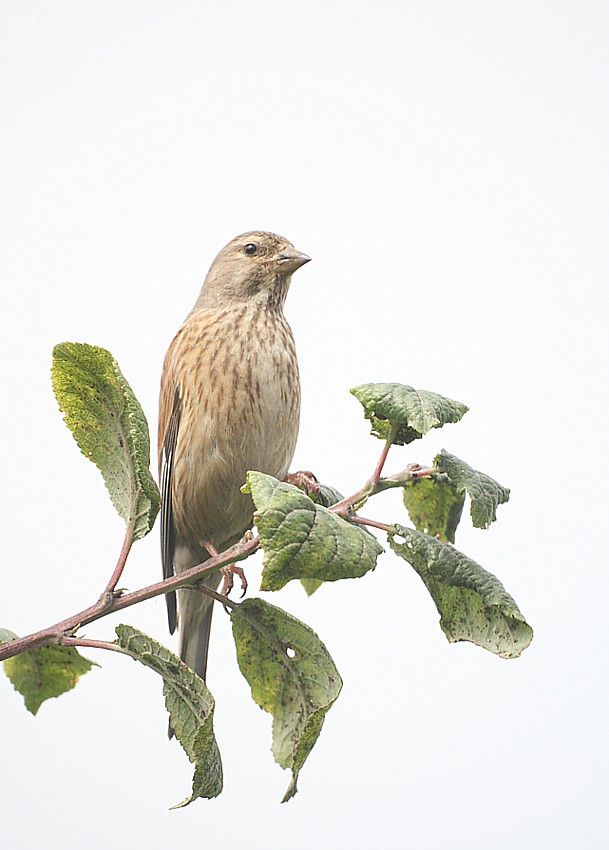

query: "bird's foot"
left=285, top=469, right=320, bottom=498
left=220, top=563, right=248, bottom=599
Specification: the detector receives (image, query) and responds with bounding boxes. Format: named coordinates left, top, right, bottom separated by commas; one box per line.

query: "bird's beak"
left=277, top=248, right=311, bottom=272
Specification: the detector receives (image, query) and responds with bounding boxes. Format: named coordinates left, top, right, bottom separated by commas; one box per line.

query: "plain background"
left=1, top=2, right=608, bottom=848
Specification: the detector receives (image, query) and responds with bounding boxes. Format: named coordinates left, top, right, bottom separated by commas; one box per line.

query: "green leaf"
left=351, top=383, right=468, bottom=446
left=52, top=342, right=160, bottom=541
left=243, top=472, right=384, bottom=591
left=403, top=475, right=465, bottom=543
left=303, top=483, right=342, bottom=594
left=435, top=450, right=510, bottom=529
left=0, top=628, right=18, bottom=644
left=298, top=480, right=376, bottom=595
left=389, top=525, right=532, bottom=659
left=231, top=598, right=342, bottom=802
left=300, top=578, right=324, bottom=596
left=115, top=625, right=222, bottom=806
left=313, top=483, right=344, bottom=508
left=3, top=644, right=95, bottom=714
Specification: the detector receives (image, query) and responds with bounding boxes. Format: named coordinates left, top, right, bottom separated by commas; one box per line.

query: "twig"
left=62, top=637, right=126, bottom=653
left=194, top=585, right=238, bottom=610
left=330, top=429, right=398, bottom=516
left=369, top=427, right=398, bottom=483
left=348, top=515, right=394, bottom=534
left=329, top=461, right=431, bottom=520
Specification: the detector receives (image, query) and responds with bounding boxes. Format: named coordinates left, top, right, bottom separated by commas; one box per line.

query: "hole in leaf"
left=286, top=647, right=296, bottom=659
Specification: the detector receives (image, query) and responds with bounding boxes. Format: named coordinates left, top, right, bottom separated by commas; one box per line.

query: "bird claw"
left=220, top=564, right=248, bottom=599
left=285, top=470, right=319, bottom=498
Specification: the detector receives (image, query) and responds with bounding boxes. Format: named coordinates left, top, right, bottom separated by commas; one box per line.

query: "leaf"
left=313, top=483, right=344, bottom=508
left=300, top=578, right=324, bottom=596
left=403, top=475, right=465, bottom=543
left=3, top=644, right=95, bottom=715
left=0, top=628, right=18, bottom=644
left=52, top=342, right=160, bottom=541
left=298, top=480, right=376, bottom=594
left=243, top=472, right=384, bottom=591
left=304, top=483, right=342, bottom=594
left=435, top=450, right=510, bottom=529
left=389, top=525, right=532, bottom=659
left=351, top=383, right=468, bottom=446
left=231, top=598, right=342, bottom=802
left=115, top=625, right=222, bottom=806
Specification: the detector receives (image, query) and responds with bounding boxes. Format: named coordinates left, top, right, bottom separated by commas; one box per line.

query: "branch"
left=0, top=535, right=259, bottom=661
left=0, top=460, right=434, bottom=663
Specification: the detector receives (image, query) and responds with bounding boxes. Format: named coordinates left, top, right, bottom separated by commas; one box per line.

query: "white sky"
left=1, top=2, right=608, bottom=847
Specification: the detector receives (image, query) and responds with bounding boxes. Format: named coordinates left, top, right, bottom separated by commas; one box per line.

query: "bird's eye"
left=244, top=243, right=258, bottom=255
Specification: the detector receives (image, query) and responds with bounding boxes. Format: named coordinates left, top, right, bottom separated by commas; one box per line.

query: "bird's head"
left=196, top=231, right=311, bottom=310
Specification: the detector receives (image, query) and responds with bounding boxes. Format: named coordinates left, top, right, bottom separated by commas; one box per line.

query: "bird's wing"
left=159, top=384, right=181, bottom=634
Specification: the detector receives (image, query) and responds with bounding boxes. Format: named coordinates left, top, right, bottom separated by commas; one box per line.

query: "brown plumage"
left=158, top=231, right=310, bottom=687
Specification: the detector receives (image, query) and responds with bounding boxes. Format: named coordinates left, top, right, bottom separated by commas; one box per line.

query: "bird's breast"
left=169, top=306, right=300, bottom=548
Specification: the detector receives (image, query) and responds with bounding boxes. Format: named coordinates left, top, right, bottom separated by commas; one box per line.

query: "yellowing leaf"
left=3, top=644, right=95, bottom=715
left=389, top=525, right=532, bottom=658
left=115, top=625, right=222, bottom=806
left=231, top=598, right=342, bottom=802
left=52, top=343, right=160, bottom=540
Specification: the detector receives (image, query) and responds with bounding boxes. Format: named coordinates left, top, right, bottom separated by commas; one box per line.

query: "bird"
left=158, top=231, right=310, bottom=692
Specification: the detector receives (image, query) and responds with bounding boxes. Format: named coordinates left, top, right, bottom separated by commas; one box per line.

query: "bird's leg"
left=285, top=470, right=320, bottom=498
left=202, top=539, right=248, bottom=599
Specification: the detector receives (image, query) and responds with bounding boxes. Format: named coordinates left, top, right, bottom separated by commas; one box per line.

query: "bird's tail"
left=179, top=591, right=215, bottom=681
left=168, top=572, right=220, bottom=739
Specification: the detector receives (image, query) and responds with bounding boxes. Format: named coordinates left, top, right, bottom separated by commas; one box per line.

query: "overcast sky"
left=1, top=2, right=608, bottom=848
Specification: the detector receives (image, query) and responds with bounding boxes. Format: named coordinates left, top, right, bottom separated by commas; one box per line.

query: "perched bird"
left=158, top=231, right=310, bottom=688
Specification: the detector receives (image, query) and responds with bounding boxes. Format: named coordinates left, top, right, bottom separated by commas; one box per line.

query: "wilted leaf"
left=3, top=644, right=95, bottom=715
left=403, top=475, right=465, bottom=543
left=435, top=450, right=510, bottom=529
left=52, top=342, right=160, bottom=540
left=115, top=625, right=222, bottom=806
left=231, top=598, right=342, bottom=802
left=389, top=525, right=532, bottom=658
left=243, top=472, right=383, bottom=591
left=351, top=383, right=468, bottom=445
